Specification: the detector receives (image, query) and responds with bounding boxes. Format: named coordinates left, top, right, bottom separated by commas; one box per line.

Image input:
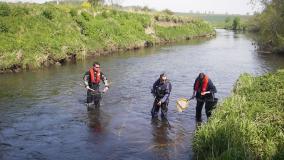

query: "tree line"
left=249, top=0, right=284, bottom=53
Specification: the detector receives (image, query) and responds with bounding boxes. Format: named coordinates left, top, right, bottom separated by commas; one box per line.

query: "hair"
left=199, top=72, right=205, bottom=78
left=93, top=62, right=100, bottom=66
left=160, top=73, right=167, bottom=78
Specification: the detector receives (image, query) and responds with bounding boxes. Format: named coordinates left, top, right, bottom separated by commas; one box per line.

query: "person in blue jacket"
left=151, top=73, right=172, bottom=119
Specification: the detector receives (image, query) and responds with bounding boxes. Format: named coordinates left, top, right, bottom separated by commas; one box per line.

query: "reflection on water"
left=0, top=29, right=284, bottom=160
left=151, top=119, right=171, bottom=160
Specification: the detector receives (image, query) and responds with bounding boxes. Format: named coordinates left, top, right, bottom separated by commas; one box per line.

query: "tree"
left=88, top=0, right=103, bottom=6
left=162, top=9, right=174, bottom=15
left=232, top=17, right=241, bottom=30
left=249, top=0, right=284, bottom=51
left=225, top=17, right=231, bottom=23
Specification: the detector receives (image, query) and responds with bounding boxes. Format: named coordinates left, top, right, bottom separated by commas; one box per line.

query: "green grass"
left=193, top=70, right=284, bottom=159
left=155, top=20, right=214, bottom=41
left=176, top=12, right=251, bottom=29
left=0, top=2, right=214, bottom=71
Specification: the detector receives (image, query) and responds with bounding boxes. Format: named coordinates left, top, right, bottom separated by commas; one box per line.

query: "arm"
left=100, top=72, right=109, bottom=86
left=151, top=79, right=159, bottom=96
left=101, top=72, right=109, bottom=93
left=207, top=79, right=217, bottom=94
left=83, top=71, right=89, bottom=88
left=161, top=82, right=171, bottom=103
left=191, top=78, right=198, bottom=98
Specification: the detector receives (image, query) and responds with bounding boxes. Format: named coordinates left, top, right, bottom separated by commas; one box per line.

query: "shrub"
left=81, top=1, right=91, bottom=9
left=0, top=3, right=11, bottom=16
left=162, top=9, right=174, bottom=15
left=69, top=8, right=77, bottom=17
left=81, top=11, right=92, bottom=21
left=42, top=9, right=54, bottom=20
left=0, top=22, right=8, bottom=33
left=12, top=7, right=29, bottom=16
left=101, top=10, right=108, bottom=18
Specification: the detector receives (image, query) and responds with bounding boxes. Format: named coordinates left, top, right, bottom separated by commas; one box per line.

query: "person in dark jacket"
left=191, top=73, right=217, bottom=121
left=151, top=73, right=172, bottom=119
left=83, top=62, right=109, bottom=109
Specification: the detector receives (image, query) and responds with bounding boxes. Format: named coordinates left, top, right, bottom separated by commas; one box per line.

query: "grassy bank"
left=0, top=2, right=214, bottom=73
left=176, top=12, right=251, bottom=29
left=193, top=70, right=284, bottom=159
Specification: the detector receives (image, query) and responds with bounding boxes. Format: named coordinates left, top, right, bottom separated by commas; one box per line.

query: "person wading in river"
left=151, top=73, right=172, bottom=120
left=83, top=62, right=109, bottom=110
left=191, top=73, right=217, bottom=121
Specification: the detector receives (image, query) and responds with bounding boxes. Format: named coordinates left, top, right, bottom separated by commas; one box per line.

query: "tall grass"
left=0, top=2, right=214, bottom=71
left=193, top=70, right=284, bottom=159
left=155, top=20, right=214, bottom=41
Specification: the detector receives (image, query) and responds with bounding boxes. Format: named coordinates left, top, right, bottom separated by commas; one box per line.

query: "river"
left=0, top=29, right=284, bottom=160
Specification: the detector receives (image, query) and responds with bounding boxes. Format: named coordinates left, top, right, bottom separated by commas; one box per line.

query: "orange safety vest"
left=194, top=75, right=209, bottom=92
left=89, top=68, right=101, bottom=84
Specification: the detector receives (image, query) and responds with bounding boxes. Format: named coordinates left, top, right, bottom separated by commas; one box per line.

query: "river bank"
left=0, top=3, right=215, bottom=73
left=193, top=69, right=284, bottom=159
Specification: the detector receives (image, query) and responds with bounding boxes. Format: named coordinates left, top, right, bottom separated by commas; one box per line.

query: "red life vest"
left=89, top=68, right=101, bottom=84
left=194, top=75, right=209, bottom=92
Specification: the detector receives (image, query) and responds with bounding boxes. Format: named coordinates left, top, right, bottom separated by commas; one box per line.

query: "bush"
left=0, top=3, right=11, bottom=16
left=81, top=1, right=91, bottom=9
left=101, top=10, right=108, bottom=18
left=42, top=9, right=54, bottom=20
left=69, top=8, right=77, bottom=17
left=0, top=22, right=8, bottom=33
left=12, top=7, right=29, bottom=16
left=81, top=11, right=92, bottom=21
left=162, top=9, right=174, bottom=15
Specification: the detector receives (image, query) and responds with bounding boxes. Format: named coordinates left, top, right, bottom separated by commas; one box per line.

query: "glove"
left=102, top=87, right=109, bottom=93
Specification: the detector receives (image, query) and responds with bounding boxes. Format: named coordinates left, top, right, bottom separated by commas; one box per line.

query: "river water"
left=0, top=29, right=284, bottom=160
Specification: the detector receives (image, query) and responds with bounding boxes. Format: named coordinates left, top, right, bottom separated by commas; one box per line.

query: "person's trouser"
left=151, top=98, right=168, bottom=119
left=87, top=89, right=102, bottom=107
left=196, top=98, right=218, bottom=121
left=195, top=100, right=212, bottom=121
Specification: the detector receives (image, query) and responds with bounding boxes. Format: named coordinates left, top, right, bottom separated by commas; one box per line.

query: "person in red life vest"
left=83, top=62, right=109, bottom=109
left=151, top=73, right=172, bottom=119
left=191, top=73, right=217, bottom=121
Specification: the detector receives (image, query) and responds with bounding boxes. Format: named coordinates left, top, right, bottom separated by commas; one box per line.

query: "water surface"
left=1, top=29, right=284, bottom=160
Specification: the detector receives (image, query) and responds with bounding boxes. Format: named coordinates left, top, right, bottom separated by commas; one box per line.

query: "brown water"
left=0, top=29, right=284, bottom=160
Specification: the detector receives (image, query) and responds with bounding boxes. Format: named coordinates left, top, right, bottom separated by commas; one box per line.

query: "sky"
left=1, top=0, right=261, bottom=15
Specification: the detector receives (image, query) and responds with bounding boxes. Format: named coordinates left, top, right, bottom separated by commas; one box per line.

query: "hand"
left=86, top=86, right=90, bottom=90
left=157, top=101, right=162, bottom=106
left=201, top=91, right=210, bottom=96
left=102, top=87, right=109, bottom=93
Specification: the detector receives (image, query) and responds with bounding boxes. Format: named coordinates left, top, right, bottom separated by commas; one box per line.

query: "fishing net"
left=176, top=98, right=190, bottom=112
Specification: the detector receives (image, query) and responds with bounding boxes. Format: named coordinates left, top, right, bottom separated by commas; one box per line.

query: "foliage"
left=0, top=3, right=214, bottom=71
left=162, top=9, right=174, bottom=15
left=193, top=70, right=284, bottom=160
left=81, top=1, right=91, bottom=9
left=232, top=17, right=241, bottom=30
left=0, top=22, right=8, bottom=32
left=0, top=3, right=11, bottom=16
left=87, top=0, right=102, bottom=7
left=41, top=9, right=54, bottom=20
left=248, top=0, right=284, bottom=53
left=69, top=8, right=77, bottom=17
left=155, top=20, right=214, bottom=41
